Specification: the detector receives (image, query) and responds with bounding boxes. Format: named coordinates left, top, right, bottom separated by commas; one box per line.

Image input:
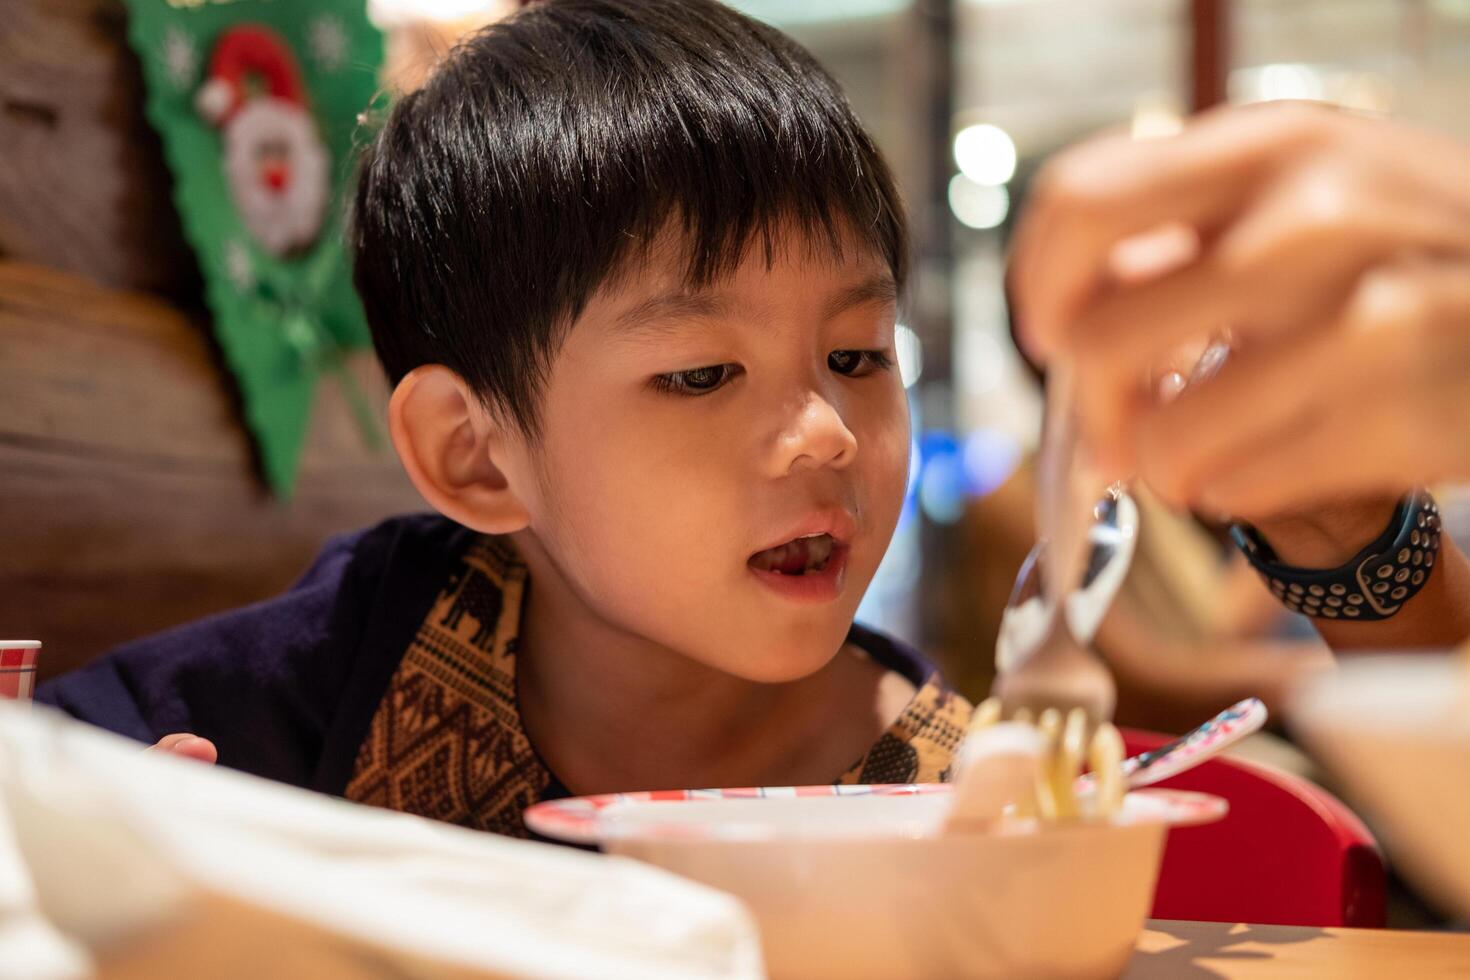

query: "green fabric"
left=122, top=0, right=384, bottom=496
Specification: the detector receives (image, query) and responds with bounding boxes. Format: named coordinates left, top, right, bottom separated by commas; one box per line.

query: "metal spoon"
left=992, top=484, right=1139, bottom=728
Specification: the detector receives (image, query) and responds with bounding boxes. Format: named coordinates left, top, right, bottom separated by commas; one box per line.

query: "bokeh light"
left=895, top=323, right=924, bottom=388
left=953, top=123, right=1017, bottom=186
left=948, top=175, right=1010, bottom=230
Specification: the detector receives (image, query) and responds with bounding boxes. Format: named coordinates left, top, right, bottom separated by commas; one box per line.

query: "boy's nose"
left=772, top=391, right=858, bottom=476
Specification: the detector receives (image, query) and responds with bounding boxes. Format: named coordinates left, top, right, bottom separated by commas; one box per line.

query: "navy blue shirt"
left=38, top=515, right=945, bottom=800
left=38, top=515, right=473, bottom=795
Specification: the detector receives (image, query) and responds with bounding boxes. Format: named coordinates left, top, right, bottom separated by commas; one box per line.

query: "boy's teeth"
left=751, top=533, right=837, bottom=575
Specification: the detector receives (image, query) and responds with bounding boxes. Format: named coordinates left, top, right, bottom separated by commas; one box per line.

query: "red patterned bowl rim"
left=523, top=784, right=1225, bottom=845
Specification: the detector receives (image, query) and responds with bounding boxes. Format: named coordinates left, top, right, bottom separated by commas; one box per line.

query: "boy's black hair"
left=350, top=0, right=908, bottom=437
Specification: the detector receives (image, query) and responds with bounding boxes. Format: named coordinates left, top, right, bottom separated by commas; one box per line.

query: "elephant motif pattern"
left=844, top=685, right=971, bottom=786
left=346, top=536, right=548, bottom=836
left=439, top=566, right=505, bottom=652
left=346, top=534, right=971, bottom=838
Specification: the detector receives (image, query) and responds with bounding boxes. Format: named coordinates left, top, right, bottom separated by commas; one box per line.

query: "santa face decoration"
left=197, top=25, right=330, bottom=258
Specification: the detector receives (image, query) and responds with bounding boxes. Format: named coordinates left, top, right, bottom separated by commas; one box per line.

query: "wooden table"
left=1126, top=919, right=1470, bottom=978
left=95, top=913, right=1470, bottom=978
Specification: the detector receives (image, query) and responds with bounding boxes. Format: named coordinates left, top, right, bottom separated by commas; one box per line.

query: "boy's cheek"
left=863, top=412, right=913, bottom=495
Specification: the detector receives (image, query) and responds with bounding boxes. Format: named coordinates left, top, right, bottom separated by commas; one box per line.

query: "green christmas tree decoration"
left=122, top=0, right=385, bottom=496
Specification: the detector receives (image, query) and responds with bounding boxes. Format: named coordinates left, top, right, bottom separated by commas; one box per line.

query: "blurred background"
left=373, top=0, right=1470, bottom=699
left=5, top=0, right=1470, bottom=711
left=731, top=0, right=1468, bottom=655
left=719, top=0, right=1470, bottom=730
left=5, top=0, right=1470, bottom=931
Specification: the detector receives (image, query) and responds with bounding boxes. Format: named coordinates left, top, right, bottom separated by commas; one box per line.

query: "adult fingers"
left=1069, top=154, right=1470, bottom=466
left=1136, top=323, right=1350, bottom=508
left=1189, top=405, right=1417, bottom=520
left=1140, top=257, right=1470, bottom=517
left=1011, top=103, right=1339, bottom=360
left=1066, top=254, right=1307, bottom=469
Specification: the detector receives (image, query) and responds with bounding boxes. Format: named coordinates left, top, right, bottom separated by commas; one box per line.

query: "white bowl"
left=1292, top=654, right=1470, bottom=918
left=527, top=785, right=1224, bottom=980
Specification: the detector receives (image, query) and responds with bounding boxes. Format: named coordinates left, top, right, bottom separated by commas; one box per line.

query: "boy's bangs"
left=604, top=206, right=891, bottom=303
left=535, top=6, right=907, bottom=316
left=350, top=0, right=908, bottom=438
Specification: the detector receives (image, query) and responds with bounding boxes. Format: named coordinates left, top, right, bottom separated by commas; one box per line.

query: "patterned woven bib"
left=345, top=536, right=972, bottom=837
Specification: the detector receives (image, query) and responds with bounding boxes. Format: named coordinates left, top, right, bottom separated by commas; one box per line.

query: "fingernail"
left=1156, top=371, right=1186, bottom=403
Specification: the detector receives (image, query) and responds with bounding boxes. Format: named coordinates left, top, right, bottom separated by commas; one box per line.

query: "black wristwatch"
left=1231, top=490, right=1442, bottom=622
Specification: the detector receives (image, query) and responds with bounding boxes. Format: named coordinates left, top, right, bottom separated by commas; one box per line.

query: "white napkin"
left=0, top=797, right=90, bottom=980
left=0, top=702, right=765, bottom=979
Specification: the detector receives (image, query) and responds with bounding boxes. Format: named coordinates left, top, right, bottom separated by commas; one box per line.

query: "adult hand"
left=1010, top=102, right=1470, bottom=523
left=146, top=733, right=218, bottom=764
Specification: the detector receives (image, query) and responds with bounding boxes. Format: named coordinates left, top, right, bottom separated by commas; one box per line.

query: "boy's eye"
left=650, top=351, right=892, bottom=396
left=828, top=349, right=894, bottom=376
left=651, top=363, right=741, bottom=396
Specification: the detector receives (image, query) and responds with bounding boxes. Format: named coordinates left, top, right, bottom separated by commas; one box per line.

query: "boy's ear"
left=388, top=366, right=532, bottom=534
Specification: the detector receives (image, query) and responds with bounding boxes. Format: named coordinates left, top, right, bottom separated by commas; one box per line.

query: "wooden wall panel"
left=0, top=0, right=197, bottom=296
left=0, top=262, right=423, bottom=678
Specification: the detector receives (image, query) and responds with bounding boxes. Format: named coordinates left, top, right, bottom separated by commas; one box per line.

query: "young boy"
left=39, top=0, right=973, bottom=838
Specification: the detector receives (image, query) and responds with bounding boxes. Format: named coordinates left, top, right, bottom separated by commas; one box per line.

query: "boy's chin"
left=698, top=625, right=855, bottom=685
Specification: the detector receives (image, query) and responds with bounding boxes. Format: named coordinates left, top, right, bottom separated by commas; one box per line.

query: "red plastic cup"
left=0, top=641, right=41, bottom=704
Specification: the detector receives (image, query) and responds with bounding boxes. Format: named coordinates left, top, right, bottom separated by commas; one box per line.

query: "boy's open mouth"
left=748, top=533, right=837, bottom=576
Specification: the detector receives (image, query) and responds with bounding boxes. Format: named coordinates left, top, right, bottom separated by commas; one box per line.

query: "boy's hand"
left=146, top=733, right=218, bottom=764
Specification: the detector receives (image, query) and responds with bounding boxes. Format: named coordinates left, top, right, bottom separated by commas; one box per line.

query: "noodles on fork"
left=966, top=697, right=1125, bottom=821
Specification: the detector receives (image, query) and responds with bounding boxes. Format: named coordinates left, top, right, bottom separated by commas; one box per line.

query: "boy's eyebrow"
left=820, top=272, right=898, bottom=321
left=613, top=291, right=734, bottom=337
left=613, top=272, right=898, bottom=341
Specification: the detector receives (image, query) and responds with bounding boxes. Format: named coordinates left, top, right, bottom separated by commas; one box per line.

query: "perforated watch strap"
left=1231, top=490, right=1441, bottom=621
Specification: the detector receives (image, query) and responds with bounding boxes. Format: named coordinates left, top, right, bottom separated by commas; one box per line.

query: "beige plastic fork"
left=993, top=338, right=1233, bottom=737
left=991, top=613, right=1117, bottom=741
left=993, top=365, right=1117, bottom=736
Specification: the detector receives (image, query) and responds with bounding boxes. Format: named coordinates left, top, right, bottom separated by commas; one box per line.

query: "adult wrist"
left=1231, top=491, right=1441, bottom=622
left=1247, top=497, right=1400, bottom=568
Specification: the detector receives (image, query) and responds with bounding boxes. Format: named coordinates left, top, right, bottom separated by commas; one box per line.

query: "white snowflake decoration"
left=308, top=16, right=349, bottom=74
left=161, top=26, right=199, bottom=91
left=224, top=239, right=256, bottom=294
